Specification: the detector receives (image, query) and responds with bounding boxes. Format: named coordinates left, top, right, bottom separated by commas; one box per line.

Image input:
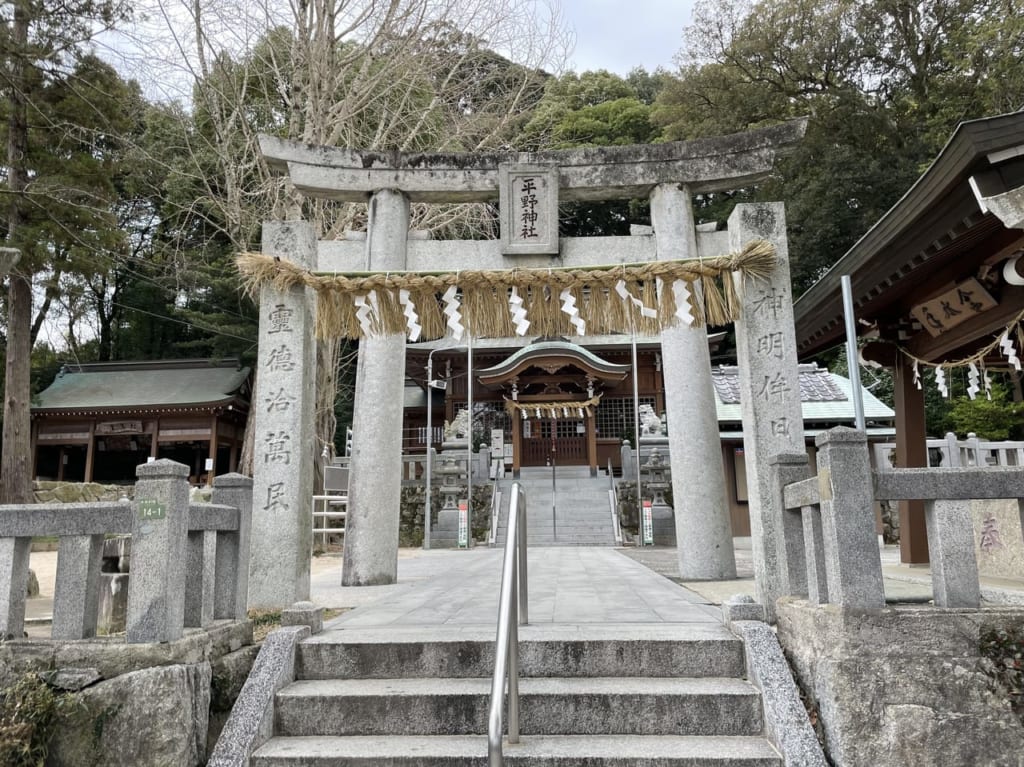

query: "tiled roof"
left=33, top=359, right=250, bottom=411
left=712, top=364, right=846, bottom=404
left=711, top=363, right=894, bottom=424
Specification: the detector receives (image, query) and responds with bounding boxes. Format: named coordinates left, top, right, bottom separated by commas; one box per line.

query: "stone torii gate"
left=246, top=119, right=807, bottom=610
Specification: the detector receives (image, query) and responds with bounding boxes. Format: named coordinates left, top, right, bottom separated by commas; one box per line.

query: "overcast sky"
left=560, top=0, right=696, bottom=75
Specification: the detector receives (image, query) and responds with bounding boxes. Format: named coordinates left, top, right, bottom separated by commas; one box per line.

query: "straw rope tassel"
left=236, top=239, right=778, bottom=341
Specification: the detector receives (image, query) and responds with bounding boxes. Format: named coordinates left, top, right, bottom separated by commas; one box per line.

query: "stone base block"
left=651, top=504, right=676, bottom=547
left=776, top=598, right=1024, bottom=766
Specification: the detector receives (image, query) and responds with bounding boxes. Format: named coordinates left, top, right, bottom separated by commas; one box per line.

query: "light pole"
left=424, top=343, right=466, bottom=549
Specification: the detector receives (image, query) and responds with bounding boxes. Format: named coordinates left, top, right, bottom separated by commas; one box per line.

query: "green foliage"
left=980, top=625, right=1024, bottom=725
left=654, top=0, right=1024, bottom=298
left=946, top=382, right=1024, bottom=441
left=516, top=69, right=667, bottom=237
left=0, top=673, right=77, bottom=767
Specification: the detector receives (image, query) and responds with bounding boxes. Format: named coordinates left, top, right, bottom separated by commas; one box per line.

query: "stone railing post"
left=0, top=536, right=31, bottom=639
left=814, top=428, right=885, bottom=610
left=802, top=503, right=830, bottom=605
left=620, top=441, right=634, bottom=480
left=184, top=524, right=216, bottom=629
left=768, top=452, right=812, bottom=598
left=128, top=459, right=190, bottom=643
left=52, top=533, right=105, bottom=639
left=479, top=444, right=491, bottom=479
left=212, top=474, right=254, bottom=621
left=924, top=498, right=980, bottom=608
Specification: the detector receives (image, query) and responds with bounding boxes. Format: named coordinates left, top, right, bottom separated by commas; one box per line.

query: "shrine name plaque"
left=499, top=164, right=559, bottom=255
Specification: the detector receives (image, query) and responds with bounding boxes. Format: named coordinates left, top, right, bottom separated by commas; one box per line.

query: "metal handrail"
left=488, top=482, right=528, bottom=766
left=607, top=459, right=623, bottom=545
left=487, top=467, right=502, bottom=547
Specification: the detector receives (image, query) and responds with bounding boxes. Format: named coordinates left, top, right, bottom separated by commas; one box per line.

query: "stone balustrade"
left=0, top=459, right=252, bottom=643
left=774, top=426, right=1024, bottom=612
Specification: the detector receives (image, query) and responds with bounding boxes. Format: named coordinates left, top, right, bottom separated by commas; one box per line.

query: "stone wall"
left=398, top=485, right=491, bottom=546
left=0, top=622, right=256, bottom=766
left=33, top=481, right=134, bottom=504
left=974, top=499, right=1024, bottom=581
left=776, top=598, right=1024, bottom=766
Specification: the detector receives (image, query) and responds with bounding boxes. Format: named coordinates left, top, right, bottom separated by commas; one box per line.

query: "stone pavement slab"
left=316, top=547, right=722, bottom=630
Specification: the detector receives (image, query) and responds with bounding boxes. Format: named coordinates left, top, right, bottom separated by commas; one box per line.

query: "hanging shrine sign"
left=499, top=164, right=559, bottom=255
left=911, top=278, right=996, bottom=337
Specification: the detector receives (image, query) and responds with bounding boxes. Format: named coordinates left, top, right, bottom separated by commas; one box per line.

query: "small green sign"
left=138, top=499, right=166, bottom=521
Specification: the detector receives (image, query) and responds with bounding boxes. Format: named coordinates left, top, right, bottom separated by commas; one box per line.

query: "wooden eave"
left=795, top=111, right=1024, bottom=362
left=31, top=397, right=250, bottom=419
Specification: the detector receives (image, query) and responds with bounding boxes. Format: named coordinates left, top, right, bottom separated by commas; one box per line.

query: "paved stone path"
left=24, top=542, right=1024, bottom=638
left=316, top=547, right=723, bottom=630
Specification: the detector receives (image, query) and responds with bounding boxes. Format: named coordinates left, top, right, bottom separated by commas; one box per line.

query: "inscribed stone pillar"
left=342, top=189, right=410, bottom=586
left=249, top=222, right=317, bottom=608
left=128, top=459, right=190, bottom=643
left=650, top=184, right=736, bottom=580
left=730, top=202, right=804, bottom=621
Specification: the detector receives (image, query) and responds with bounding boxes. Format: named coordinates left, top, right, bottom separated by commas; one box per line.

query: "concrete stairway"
left=494, top=467, right=617, bottom=547
left=250, top=624, right=783, bottom=766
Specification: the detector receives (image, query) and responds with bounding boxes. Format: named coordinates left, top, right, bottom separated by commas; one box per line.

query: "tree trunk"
left=2, top=276, right=33, bottom=503
left=1, top=0, right=32, bottom=504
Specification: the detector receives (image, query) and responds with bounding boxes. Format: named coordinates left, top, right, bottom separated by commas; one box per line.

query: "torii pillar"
left=342, top=190, right=410, bottom=586
left=651, top=185, right=737, bottom=580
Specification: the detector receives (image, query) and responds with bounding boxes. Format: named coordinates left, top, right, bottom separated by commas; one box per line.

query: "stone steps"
left=296, top=626, right=745, bottom=680
left=251, top=734, right=783, bottom=766
left=252, top=625, right=782, bottom=766
left=275, top=677, right=763, bottom=737
left=494, top=475, right=616, bottom=546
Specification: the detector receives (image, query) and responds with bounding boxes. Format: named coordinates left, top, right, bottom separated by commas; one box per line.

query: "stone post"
left=730, top=202, right=804, bottom=619
left=651, top=183, right=736, bottom=580
left=802, top=507, right=830, bottom=605
left=249, top=222, right=317, bottom=608
left=128, top=459, right=191, bottom=643
left=0, top=536, right=30, bottom=639
left=52, top=534, right=104, bottom=639
left=814, top=428, right=885, bottom=611
left=767, top=452, right=812, bottom=598
left=212, top=474, right=254, bottom=620
left=924, top=499, right=981, bottom=608
left=343, top=189, right=410, bottom=586
left=184, top=529, right=216, bottom=628
left=620, top=440, right=634, bottom=480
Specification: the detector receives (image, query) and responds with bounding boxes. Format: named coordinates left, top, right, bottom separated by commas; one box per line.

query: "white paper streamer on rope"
left=354, top=291, right=376, bottom=335
left=658, top=276, right=695, bottom=327
left=398, top=289, right=421, bottom=342
left=967, top=362, right=980, bottom=400
left=912, top=360, right=922, bottom=390
left=935, top=365, right=948, bottom=398
left=615, top=279, right=658, bottom=319
left=672, top=280, right=695, bottom=326
left=559, top=287, right=586, bottom=336
left=1000, top=330, right=1021, bottom=371
left=508, top=286, right=530, bottom=336
left=442, top=285, right=464, bottom=340
left=983, top=362, right=993, bottom=400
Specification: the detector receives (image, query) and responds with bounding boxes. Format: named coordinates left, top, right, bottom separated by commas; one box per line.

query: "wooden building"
left=31, top=359, right=251, bottom=485
left=402, top=336, right=893, bottom=536
left=794, top=110, right=1024, bottom=563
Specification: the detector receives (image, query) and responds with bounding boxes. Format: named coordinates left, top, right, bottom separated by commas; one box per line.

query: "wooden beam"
left=511, top=413, right=522, bottom=478
left=586, top=411, right=598, bottom=477
left=84, top=421, right=96, bottom=483
left=893, top=362, right=930, bottom=564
